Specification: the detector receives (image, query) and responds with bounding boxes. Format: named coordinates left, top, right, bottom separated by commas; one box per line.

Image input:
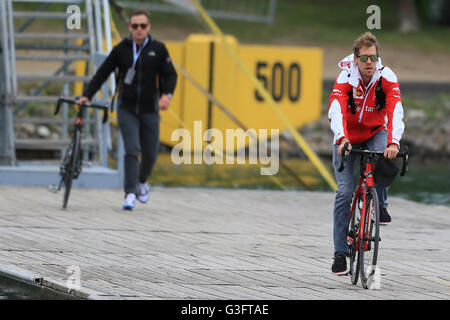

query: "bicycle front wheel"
left=62, top=130, right=81, bottom=209
left=359, top=187, right=380, bottom=289
left=349, top=193, right=362, bottom=285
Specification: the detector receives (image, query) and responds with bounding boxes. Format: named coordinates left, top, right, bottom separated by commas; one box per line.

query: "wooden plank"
left=0, top=186, right=449, bottom=299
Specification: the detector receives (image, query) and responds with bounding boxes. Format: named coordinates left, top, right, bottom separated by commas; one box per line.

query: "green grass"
left=389, top=163, right=450, bottom=206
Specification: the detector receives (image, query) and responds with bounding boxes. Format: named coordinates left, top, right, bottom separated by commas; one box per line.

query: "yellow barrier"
left=189, top=0, right=337, bottom=191
left=163, top=36, right=323, bottom=150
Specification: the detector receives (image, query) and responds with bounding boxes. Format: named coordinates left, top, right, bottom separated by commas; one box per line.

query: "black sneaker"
left=380, top=207, right=391, bottom=226
left=332, top=254, right=347, bottom=275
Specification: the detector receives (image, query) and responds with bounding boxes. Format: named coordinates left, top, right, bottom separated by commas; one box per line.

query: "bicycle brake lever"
left=399, top=146, right=409, bottom=176
left=400, top=153, right=408, bottom=176
left=338, top=142, right=350, bottom=172
left=54, top=97, right=62, bottom=115
left=102, top=107, right=109, bottom=124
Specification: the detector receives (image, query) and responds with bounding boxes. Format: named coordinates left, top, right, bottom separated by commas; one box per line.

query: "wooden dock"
left=0, top=186, right=449, bottom=299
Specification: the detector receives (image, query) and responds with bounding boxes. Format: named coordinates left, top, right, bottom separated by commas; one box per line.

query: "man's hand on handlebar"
left=78, top=96, right=91, bottom=106
left=56, top=96, right=109, bottom=124
left=338, top=138, right=352, bottom=157
left=384, top=144, right=399, bottom=159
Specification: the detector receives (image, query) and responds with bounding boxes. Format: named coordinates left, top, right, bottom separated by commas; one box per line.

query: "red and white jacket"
left=328, top=53, right=405, bottom=147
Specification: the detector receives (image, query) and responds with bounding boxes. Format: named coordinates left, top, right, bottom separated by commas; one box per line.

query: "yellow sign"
left=163, top=35, right=323, bottom=152
left=237, top=44, right=323, bottom=131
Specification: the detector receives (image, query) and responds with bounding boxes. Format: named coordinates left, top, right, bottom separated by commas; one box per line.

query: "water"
left=387, top=164, right=450, bottom=206
left=150, top=153, right=450, bottom=207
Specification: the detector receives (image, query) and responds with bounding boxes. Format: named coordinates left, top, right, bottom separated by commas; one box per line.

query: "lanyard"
left=132, top=37, right=149, bottom=69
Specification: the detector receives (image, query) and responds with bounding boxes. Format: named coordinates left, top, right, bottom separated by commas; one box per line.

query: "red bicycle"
left=339, top=142, right=409, bottom=289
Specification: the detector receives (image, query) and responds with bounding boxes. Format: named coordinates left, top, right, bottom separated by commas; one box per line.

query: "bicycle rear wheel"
left=348, top=193, right=362, bottom=285
left=62, top=130, right=81, bottom=209
left=359, top=187, right=380, bottom=289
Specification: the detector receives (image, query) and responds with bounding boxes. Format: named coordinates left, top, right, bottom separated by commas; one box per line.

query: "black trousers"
left=117, top=107, right=160, bottom=196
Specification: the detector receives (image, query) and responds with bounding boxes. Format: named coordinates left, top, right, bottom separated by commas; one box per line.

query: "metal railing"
left=0, top=0, right=17, bottom=165
left=116, top=0, right=277, bottom=25
left=0, top=0, right=117, bottom=170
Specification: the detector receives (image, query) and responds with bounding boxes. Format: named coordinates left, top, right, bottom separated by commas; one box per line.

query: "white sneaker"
left=137, top=182, right=151, bottom=204
left=122, top=193, right=136, bottom=211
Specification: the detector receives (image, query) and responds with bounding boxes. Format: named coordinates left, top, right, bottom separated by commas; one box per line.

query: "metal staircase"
left=0, top=0, right=123, bottom=188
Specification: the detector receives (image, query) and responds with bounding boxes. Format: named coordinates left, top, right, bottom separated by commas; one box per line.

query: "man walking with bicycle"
left=79, top=9, right=177, bottom=211
left=328, top=32, right=405, bottom=274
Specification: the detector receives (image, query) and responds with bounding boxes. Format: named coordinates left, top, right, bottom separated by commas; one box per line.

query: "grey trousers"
left=332, top=130, right=389, bottom=257
left=117, top=108, right=160, bottom=196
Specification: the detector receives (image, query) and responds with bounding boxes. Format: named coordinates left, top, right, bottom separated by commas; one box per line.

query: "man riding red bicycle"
left=328, top=32, right=405, bottom=275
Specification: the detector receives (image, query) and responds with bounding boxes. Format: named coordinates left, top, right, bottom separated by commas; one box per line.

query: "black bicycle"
left=50, top=96, right=108, bottom=209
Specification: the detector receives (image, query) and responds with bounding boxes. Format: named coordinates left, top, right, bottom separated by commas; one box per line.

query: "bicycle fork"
left=347, top=186, right=371, bottom=252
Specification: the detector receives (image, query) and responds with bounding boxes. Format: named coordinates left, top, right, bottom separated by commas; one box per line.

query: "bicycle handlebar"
left=54, top=96, right=109, bottom=124
left=338, top=142, right=409, bottom=176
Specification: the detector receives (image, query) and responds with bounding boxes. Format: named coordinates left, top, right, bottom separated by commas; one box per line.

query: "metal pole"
left=61, top=10, right=70, bottom=160
left=6, top=0, right=17, bottom=97
left=86, top=0, right=96, bottom=65
left=94, top=0, right=103, bottom=53
left=102, top=0, right=112, bottom=53
left=103, top=0, right=115, bottom=94
left=267, top=0, right=277, bottom=26
left=0, top=0, right=16, bottom=165
left=101, top=0, right=113, bottom=166
left=1, top=101, right=16, bottom=165
left=85, top=0, right=97, bottom=163
left=91, top=0, right=105, bottom=165
left=1, top=0, right=12, bottom=97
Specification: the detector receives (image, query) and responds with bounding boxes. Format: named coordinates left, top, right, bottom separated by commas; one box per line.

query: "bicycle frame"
left=348, top=154, right=376, bottom=252
left=339, top=142, right=409, bottom=287
left=50, top=96, right=109, bottom=209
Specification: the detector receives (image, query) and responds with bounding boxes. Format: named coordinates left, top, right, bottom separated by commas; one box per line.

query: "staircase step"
left=15, top=95, right=62, bottom=103
left=15, top=43, right=90, bottom=51
left=13, top=11, right=87, bottom=19
left=15, top=117, right=97, bottom=125
left=0, top=164, right=121, bottom=189
left=15, top=138, right=97, bottom=150
left=17, top=75, right=91, bottom=82
left=15, top=33, right=90, bottom=40
left=16, top=54, right=90, bottom=61
left=12, top=0, right=83, bottom=3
